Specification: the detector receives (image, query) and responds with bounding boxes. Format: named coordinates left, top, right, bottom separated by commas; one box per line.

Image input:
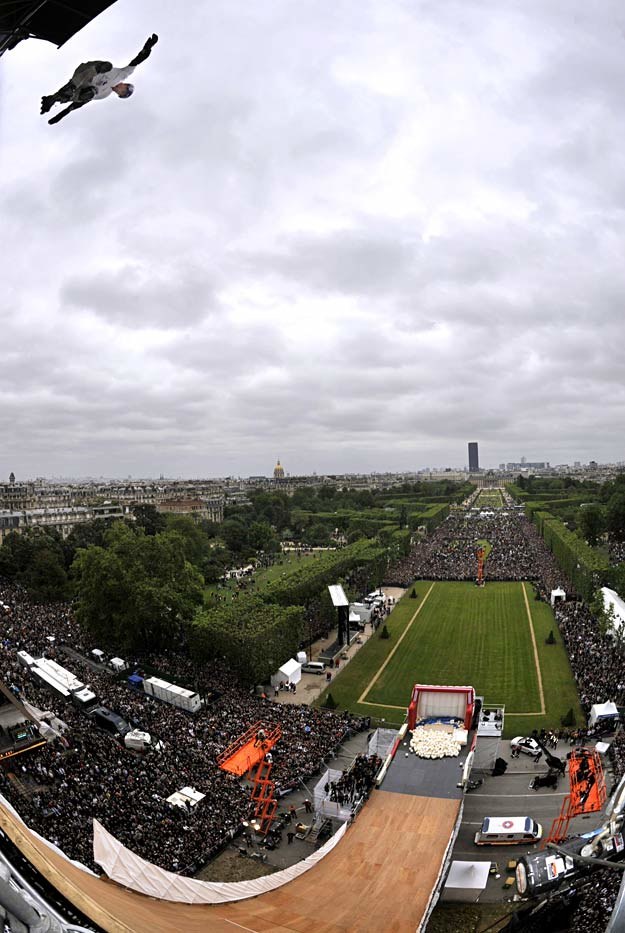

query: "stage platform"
left=0, top=785, right=461, bottom=933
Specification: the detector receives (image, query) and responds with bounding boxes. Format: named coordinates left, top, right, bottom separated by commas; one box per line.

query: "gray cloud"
left=1, top=0, right=625, bottom=478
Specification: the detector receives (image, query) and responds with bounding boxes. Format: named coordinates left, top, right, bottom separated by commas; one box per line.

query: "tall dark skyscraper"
left=468, top=442, right=479, bottom=472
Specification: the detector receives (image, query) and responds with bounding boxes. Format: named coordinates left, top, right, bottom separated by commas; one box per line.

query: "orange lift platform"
left=542, top=747, right=607, bottom=846
left=217, top=721, right=282, bottom=778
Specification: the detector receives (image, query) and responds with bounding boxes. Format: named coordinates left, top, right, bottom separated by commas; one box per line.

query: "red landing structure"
left=476, top=547, right=485, bottom=587
left=217, top=721, right=282, bottom=778
left=542, top=748, right=607, bottom=847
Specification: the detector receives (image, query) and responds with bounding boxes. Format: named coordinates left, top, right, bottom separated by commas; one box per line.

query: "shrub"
left=410, top=588, right=417, bottom=599
left=380, top=625, right=390, bottom=639
left=323, top=692, right=338, bottom=709
left=546, top=630, right=556, bottom=644
left=561, top=708, right=576, bottom=727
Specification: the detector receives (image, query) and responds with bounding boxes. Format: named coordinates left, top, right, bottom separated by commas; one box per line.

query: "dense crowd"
left=0, top=582, right=368, bottom=875
left=569, top=868, right=623, bottom=933
left=386, top=510, right=568, bottom=596
left=326, top=754, right=381, bottom=806
left=555, top=601, right=625, bottom=716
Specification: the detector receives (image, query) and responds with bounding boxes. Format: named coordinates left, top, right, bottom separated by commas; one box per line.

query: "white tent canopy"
left=441, top=860, right=490, bottom=902
left=589, top=701, right=619, bottom=728
left=601, top=587, right=625, bottom=636
left=270, top=658, right=301, bottom=687
left=550, top=587, right=566, bottom=607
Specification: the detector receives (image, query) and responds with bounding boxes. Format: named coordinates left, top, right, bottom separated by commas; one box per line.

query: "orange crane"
left=542, top=748, right=607, bottom=847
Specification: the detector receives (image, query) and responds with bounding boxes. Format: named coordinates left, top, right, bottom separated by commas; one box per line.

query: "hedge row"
left=190, top=598, right=305, bottom=684
left=533, top=510, right=610, bottom=600
left=262, top=538, right=388, bottom=607
left=409, top=503, right=450, bottom=533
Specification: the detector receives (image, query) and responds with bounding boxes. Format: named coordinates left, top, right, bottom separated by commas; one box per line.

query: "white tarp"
left=367, top=728, right=397, bottom=759
left=589, top=701, right=619, bottom=727
left=166, top=787, right=205, bottom=810
left=601, top=587, right=625, bottom=636
left=93, top=817, right=347, bottom=904
left=270, top=658, right=301, bottom=687
left=441, top=860, right=490, bottom=902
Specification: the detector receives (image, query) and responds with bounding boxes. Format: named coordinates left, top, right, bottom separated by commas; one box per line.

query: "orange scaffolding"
left=476, top=547, right=485, bottom=587
left=250, top=758, right=280, bottom=833
left=542, top=748, right=607, bottom=846
left=217, top=721, right=282, bottom=777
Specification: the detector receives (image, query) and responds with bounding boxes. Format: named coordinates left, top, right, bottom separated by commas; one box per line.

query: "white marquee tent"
left=270, top=658, right=302, bottom=688
left=589, top=701, right=619, bottom=728
left=550, top=587, right=566, bottom=607
left=601, top=587, right=625, bottom=637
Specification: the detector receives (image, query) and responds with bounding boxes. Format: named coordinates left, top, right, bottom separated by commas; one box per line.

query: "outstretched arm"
left=128, top=34, right=158, bottom=68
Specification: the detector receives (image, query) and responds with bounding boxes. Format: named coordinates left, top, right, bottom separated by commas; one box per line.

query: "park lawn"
left=316, top=581, right=583, bottom=737
left=204, top=551, right=315, bottom=601
left=506, top=588, right=583, bottom=738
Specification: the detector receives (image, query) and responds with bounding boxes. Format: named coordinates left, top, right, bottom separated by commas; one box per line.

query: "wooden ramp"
left=0, top=791, right=460, bottom=933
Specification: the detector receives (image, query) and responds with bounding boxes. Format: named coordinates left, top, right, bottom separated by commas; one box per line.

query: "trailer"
left=143, top=676, right=201, bottom=713
left=37, top=659, right=83, bottom=694
left=31, top=666, right=71, bottom=702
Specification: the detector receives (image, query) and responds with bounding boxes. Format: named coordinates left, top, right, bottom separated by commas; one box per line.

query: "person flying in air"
left=40, top=34, right=158, bottom=125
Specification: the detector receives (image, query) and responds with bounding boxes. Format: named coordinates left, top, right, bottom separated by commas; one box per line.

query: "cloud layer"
left=1, top=0, right=625, bottom=477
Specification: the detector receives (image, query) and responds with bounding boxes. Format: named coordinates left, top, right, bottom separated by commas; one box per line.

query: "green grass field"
left=315, top=581, right=583, bottom=738
left=204, top=551, right=315, bottom=601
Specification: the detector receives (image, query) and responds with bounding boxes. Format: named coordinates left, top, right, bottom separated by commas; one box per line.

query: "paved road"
left=450, top=745, right=615, bottom=902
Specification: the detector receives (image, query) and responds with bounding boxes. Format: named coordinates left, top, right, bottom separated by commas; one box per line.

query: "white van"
left=301, top=661, right=326, bottom=675
left=474, top=816, right=542, bottom=846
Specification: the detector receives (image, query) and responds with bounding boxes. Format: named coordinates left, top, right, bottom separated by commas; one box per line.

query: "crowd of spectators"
left=0, top=581, right=368, bottom=876
left=568, top=868, right=623, bottom=933
left=325, top=754, right=381, bottom=806
left=386, top=509, right=568, bottom=596
left=554, top=601, right=625, bottom=717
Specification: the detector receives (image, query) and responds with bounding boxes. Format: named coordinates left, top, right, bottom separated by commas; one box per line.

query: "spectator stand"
left=313, top=769, right=353, bottom=822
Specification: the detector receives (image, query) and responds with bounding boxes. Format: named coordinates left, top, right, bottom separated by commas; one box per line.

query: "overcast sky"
left=2, top=0, right=625, bottom=479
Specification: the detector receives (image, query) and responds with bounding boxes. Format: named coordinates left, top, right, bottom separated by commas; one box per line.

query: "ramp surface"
left=1, top=789, right=460, bottom=933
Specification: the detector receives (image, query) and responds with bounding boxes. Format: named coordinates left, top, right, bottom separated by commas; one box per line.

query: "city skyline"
left=2, top=1, right=625, bottom=478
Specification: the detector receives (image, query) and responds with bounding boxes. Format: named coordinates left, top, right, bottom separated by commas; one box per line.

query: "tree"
left=305, top=523, right=332, bottom=547
left=131, top=504, right=167, bottom=536
left=606, top=492, right=625, bottom=542
left=72, top=522, right=203, bottom=650
left=398, top=505, right=408, bottom=529
left=578, top=503, right=606, bottom=547
left=0, top=529, right=68, bottom=601
left=221, top=518, right=249, bottom=554
left=248, top=520, right=278, bottom=553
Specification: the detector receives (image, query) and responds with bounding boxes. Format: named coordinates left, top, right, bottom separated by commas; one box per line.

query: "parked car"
left=511, top=736, right=541, bottom=756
